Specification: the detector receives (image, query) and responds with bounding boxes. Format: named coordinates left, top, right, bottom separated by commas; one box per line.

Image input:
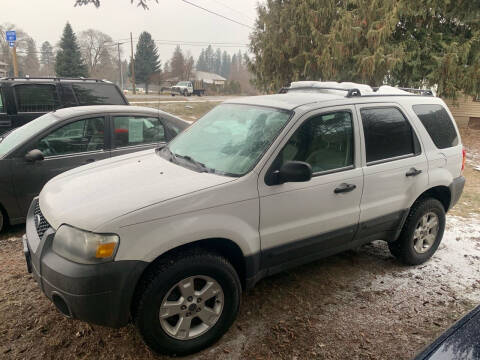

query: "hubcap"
left=159, top=275, right=224, bottom=340
left=413, top=212, right=439, bottom=254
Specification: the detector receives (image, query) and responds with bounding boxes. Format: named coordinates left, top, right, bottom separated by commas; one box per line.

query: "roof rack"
left=0, top=77, right=107, bottom=83
left=397, top=87, right=434, bottom=96
left=279, top=86, right=362, bottom=98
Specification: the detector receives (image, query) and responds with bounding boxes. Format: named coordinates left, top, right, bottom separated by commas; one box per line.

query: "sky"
left=1, top=0, right=260, bottom=64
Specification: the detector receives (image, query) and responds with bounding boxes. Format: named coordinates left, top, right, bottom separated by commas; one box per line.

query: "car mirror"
left=25, top=149, right=45, bottom=162
left=273, top=161, right=312, bottom=185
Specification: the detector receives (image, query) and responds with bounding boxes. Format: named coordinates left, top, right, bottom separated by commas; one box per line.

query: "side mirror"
left=268, top=161, right=312, bottom=185
left=25, top=149, right=45, bottom=162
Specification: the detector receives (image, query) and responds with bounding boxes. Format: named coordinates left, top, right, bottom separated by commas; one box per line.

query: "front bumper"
left=24, top=199, right=148, bottom=328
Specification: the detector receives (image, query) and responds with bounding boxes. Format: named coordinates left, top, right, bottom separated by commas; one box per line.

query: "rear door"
left=0, top=86, right=9, bottom=134
left=109, top=114, right=168, bottom=157
left=355, top=104, right=428, bottom=241
left=11, top=116, right=110, bottom=214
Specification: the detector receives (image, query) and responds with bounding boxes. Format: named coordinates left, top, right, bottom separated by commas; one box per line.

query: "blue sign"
left=8, top=41, right=15, bottom=48
left=6, top=30, right=16, bottom=42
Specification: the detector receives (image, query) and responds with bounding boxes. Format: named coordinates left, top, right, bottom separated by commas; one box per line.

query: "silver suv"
left=23, top=82, right=465, bottom=355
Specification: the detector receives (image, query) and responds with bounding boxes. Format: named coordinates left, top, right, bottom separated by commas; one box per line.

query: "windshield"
left=0, top=112, right=59, bottom=157
left=177, top=82, right=190, bottom=86
left=164, top=104, right=291, bottom=176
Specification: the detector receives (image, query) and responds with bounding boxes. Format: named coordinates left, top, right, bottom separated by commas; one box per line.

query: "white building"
left=193, top=71, right=226, bottom=86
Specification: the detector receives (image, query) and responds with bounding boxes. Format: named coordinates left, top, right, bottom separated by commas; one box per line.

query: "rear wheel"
left=388, top=198, right=445, bottom=265
left=134, top=250, right=241, bottom=356
left=0, top=207, right=7, bottom=233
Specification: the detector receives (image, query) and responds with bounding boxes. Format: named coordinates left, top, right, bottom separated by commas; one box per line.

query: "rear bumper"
left=24, top=199, right=148, bottom=328
left=449, top=175, right=465, bottom=210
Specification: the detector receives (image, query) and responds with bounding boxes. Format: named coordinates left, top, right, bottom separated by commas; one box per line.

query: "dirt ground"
left=1, top=127, right=479, bottom=360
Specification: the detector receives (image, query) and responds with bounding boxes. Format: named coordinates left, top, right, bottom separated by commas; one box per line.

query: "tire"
left=134, top=249, right=241, bottom=356
left=0, top=206, right=7, bottom=233
left=388, top=198, right=445, bottom=265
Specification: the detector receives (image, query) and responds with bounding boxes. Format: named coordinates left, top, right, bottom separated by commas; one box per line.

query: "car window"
left=72, top=83, right=126, bottom=105
left=36, top=117, right=105, bottom=157
left=360, top=107, right=415, bottom=163
left=412, top=104, right=459, bottom=149
left=0, top=88, right=4, bottom=113
left=276, top=111, right=354, bottom=173
left=15, top=84, right=59, bottom=113
left=113, top=116, right=165, bottom=148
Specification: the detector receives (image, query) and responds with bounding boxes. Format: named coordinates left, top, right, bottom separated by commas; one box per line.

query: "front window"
left=0, top=112, right=59, bottom=157
left=164, top=104, right=291, bottom=176
left=177, top=81, right=190, bottom=86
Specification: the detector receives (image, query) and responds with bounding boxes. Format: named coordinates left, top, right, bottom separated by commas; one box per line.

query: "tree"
left=249, top=0, right=480, bottom=98
left=79, top=29, right=115, bottom=78
left=170, top=45, right=185, bottom=80
left=74, top=0, right=157, bottom=9
left=134, top=31, right=160, bottom=93
left=0, top=23, right=31, bottom=76
left=40, top=41, right=55, bottom=76
left=55, top=22, right=88, bottom=77
left=220, top=51, right=231, bottom=78
left=23, top=38, right=40, bottom=76
left=184, top=53, right=194, bottom=80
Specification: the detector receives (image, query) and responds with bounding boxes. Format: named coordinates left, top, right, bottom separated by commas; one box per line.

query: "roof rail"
left=279, top=86, right=362, bottom=98
left=397, top=87, right=434, bottom=96
left=0, top=77, right=107, bottom=83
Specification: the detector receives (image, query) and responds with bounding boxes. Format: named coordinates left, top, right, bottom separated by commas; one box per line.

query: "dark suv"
left=0, top=77, right=129, bottom=135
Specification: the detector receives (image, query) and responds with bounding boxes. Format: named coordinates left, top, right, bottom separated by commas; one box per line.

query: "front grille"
left=33, top=200, right=51, bottom=239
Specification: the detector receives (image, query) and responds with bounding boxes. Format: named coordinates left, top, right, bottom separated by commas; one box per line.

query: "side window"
left=72, top=83, right=126, bottom=105
left=277, top=111, right=354, bottom=173
left=0, top=88, right=4, bottom=113
left=412, top=104, right=459, bottom=149
left=113, top=116, right=166, bottom=148
left=360, top=107, right=415, bottom=163
left=37, top=117, right=105, bottom=156
left=15, top=84, right=59, bottom=112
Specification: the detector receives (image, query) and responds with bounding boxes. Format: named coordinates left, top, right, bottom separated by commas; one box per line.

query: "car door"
left=110, top=114, right=168, bottom=157
left=0, top=86, right=10, bottom=134
left=258, top=106, right=364, bottom=271
left=355, top=104, right=428, bottom=241
left=11, top=116, right=111, bottom=214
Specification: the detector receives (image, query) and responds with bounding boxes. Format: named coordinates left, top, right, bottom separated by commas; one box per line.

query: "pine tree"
left=214, top=48, right=222, bottom=75
left=221, top=51, right=231, bottom=78
left=55, top=22, right=88, bottom=77
left=134, top=31, right=160, bottom=94
left=196, top=49, right=207, bottom=72
left=170, top=45, right=185, bottom=80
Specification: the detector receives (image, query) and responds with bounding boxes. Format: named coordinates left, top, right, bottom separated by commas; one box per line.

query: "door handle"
left=85, top=159, right=95, bottom=164
left=334, top=183, right=357, bottom=194
left=406, top=167, right=422, bottom=177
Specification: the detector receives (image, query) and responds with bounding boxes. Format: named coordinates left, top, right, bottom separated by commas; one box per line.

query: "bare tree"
left=79, top=29, right=115, bottom=78
left=74, top=0, right=157, bottom=9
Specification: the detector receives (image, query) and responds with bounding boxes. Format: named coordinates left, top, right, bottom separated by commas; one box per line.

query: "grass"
left=135, top=101, right=221, bottom=121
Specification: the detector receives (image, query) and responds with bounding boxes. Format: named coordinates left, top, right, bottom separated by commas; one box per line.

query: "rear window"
left=15, top=84, right=59, bottom=112
left=412, top=104, right=459, bottom=149
left=72, top=83, right=126, bottom=105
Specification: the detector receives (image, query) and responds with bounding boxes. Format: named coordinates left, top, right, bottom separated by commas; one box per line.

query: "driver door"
left=258, top=106, right=364, bottom=270
left=11, top=116, right=110, bottom=215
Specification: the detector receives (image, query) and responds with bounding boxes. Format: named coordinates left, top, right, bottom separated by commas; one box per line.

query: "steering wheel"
left=39, top=139, right=57, bottom=156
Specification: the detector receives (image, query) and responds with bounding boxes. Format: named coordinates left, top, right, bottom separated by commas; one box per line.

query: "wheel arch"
left=418, top=185, right=451, bottom=213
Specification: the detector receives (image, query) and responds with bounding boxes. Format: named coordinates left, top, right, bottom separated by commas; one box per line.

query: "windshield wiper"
left=174, top=154, right=210, bottom=173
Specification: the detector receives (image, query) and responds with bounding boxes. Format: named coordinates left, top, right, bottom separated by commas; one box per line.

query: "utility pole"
left=117, top=42, right=124, bottom=91
left=130, top=32, right=136, bottom=95
left=12, top=45, right=18, bottom=77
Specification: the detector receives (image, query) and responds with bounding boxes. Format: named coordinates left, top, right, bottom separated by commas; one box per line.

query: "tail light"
left=461, top=148, right=466, bottom=172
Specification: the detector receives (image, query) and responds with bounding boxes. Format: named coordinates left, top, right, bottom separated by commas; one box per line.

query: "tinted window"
left=60, top=85, right=78, bottom=107
left=37, top=117, right=105, bottom=156
left=361, top=108, right=415, bottom=163
left=0, top=88, right=4, bottom=113
left=413, top=104, right=458, bottom=149
left=15, top=84, right=59, bottom=112
left=72, top=83, right=125, bottom=105
left=113, top=116, right=165, bottom=148
left=277, top=111, right=353, bottom=173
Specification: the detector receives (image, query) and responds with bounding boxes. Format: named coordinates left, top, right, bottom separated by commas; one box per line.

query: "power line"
left=207, top=0, right=256, bottom=22
left=178, top=0, right=254, bottom=29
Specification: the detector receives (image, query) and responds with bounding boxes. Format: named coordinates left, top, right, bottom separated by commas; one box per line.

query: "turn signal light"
left=461, top=148, right=466, bottom=172
left=96, top=243, right=117, bottom=258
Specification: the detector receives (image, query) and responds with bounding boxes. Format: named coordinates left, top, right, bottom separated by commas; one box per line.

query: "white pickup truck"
left=170, top=80, right=206, bottom=97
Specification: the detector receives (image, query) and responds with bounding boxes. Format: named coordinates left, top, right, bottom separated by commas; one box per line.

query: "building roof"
left=194, top=71, right=226, bottom=83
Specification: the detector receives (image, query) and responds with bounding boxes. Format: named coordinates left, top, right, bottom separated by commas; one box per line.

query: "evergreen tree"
left=170, top=45, right=185, bottom=80
left=196, top=49, right=207, bottom=72
left=134, top=31, right=160, bottom=94
left=40, top=42, right=54, bottom=66
left=214, top=48, right=222, bottom=75
left=221, top=51, right=231, bottom=78
left=55, top=22, right=88, bottom=77
left=23, top=38, right=40, bottom=76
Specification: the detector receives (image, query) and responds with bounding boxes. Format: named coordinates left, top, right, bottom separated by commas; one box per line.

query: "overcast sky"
left=3, top=0, right=259, bottom=63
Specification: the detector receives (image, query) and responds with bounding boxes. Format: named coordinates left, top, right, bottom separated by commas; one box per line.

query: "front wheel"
left=388, top=198, right=445, bottom=265
left=134, top=250, right=241, bottom=356
left=0, top=209, right=6, bottom=233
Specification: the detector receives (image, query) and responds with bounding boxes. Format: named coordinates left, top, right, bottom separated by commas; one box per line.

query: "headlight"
left=52, top=225, right=119, bottom=264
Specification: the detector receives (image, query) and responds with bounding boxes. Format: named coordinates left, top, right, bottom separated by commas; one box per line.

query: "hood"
left=39, top=150, right=234, bottom=231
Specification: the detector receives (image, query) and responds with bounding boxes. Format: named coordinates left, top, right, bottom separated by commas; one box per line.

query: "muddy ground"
left=1, top=130, right=479, bottom=360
